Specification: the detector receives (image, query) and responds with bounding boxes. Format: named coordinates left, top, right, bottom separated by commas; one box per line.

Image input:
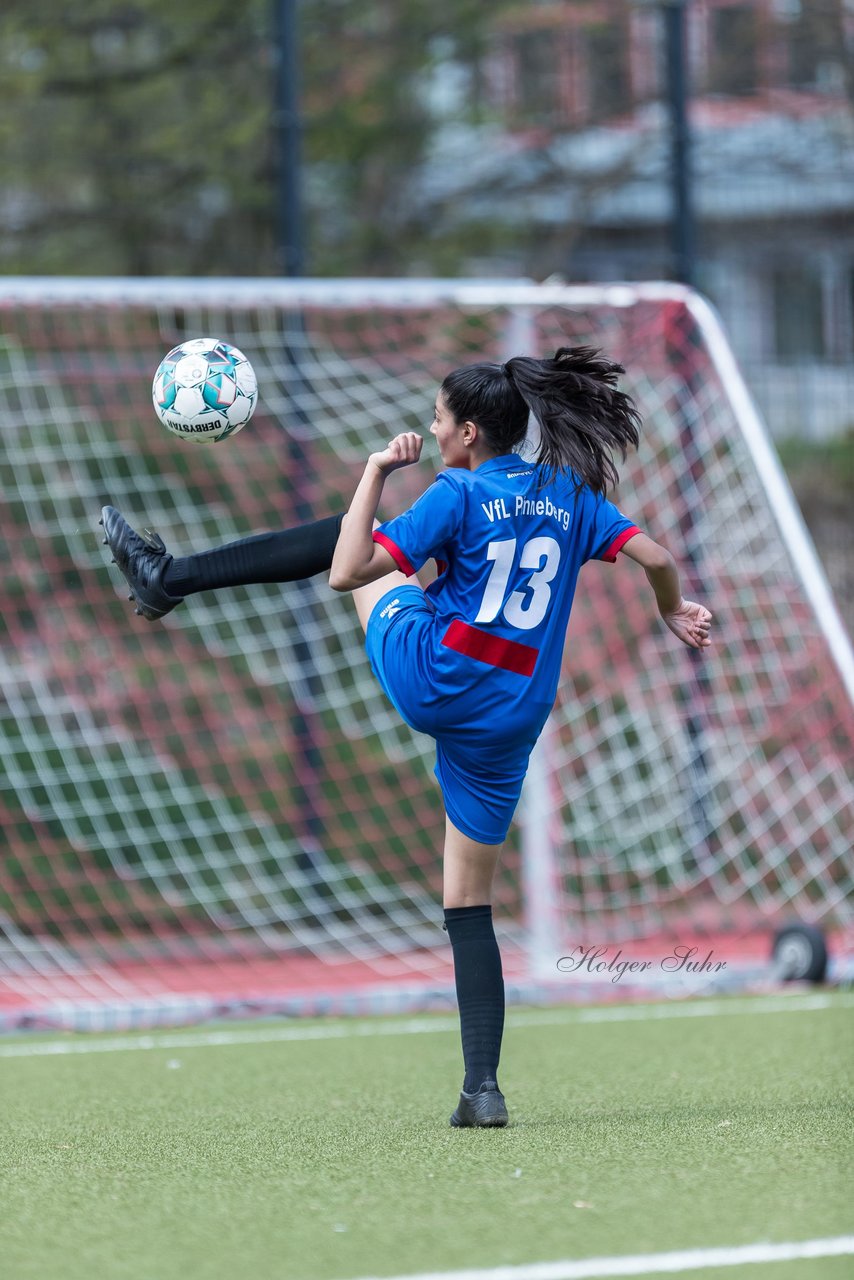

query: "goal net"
left=1, top=278, right=852, bottom=1029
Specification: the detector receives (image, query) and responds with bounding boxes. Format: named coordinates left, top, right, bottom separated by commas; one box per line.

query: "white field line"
left=343, top=1237, right=854, bottom=1280
left=0, top=992, right=851, bottom=1059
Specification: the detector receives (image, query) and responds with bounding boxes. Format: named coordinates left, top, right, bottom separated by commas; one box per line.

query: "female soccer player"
left=101, top=347, right=712, bottom=1127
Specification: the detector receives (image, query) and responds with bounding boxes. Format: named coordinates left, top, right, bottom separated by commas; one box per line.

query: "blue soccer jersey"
left=365, top=453, right=640, bottom=843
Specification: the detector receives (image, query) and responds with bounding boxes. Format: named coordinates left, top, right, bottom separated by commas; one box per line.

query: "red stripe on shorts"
left=441, top=620, right=538, bottom=677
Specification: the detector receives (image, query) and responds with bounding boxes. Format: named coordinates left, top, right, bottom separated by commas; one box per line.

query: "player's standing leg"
left=352, top=577, right=509, bottom=1127
left=442, top=817, right=508, bottom=1128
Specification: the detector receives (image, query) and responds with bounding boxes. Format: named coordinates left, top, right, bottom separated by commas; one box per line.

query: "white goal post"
left=0, top=277, right=851, bottom=1029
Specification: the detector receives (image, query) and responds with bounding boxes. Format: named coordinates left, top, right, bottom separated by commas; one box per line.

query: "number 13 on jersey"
left=474, top=537, right=561, bottom=630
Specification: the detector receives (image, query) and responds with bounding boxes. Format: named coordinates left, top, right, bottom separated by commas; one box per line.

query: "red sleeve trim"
left=598, top=526, right=641, bottom=563
left=372, top=529, right=416, bottom=577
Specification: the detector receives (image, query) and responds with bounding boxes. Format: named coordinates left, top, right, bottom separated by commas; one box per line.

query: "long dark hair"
left=440, top=346, right=641, bottom=495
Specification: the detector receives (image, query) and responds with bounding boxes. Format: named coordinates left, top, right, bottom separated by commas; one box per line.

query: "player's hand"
left=661, top=599, right=713, bottom=650
left=369, top=432, right=423, bottom=474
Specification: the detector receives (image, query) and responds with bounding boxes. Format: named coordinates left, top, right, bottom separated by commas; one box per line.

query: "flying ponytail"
left=440, top=346, right=641, bottom=496
left=505, top=347, right=641, bottom=495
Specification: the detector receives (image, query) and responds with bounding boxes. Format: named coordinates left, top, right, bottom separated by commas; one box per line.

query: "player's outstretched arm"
left=620, top=533, right=713, bottom=650
left=329, top=432, right=423, bottom=591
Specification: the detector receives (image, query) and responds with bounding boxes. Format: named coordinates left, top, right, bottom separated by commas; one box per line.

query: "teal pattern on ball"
left=151, top=337, right=258, bottom=442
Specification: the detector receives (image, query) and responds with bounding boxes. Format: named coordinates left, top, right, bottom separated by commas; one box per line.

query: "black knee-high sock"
left=162, top=513, right=344, bottom=596
left=444, top=904, right=505, bottom=1093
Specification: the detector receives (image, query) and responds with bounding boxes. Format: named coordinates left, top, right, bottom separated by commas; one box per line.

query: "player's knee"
left=443, top=890, right=494, bottom=909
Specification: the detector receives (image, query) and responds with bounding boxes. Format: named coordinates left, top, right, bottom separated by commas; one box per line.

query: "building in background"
left=419, top=0, right=854, bottom=438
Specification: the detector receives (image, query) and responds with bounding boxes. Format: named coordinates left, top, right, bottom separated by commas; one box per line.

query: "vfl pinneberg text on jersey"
left=480, top=494, right=573, bottom=532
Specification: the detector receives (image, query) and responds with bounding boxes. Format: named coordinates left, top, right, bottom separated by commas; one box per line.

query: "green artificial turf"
left=1, top=994, right=852, bottom=1280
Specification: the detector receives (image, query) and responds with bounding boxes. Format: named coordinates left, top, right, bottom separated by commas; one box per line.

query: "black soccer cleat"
left=449, top=1080, right=509, bottom=1129
left=99, top=506, right=184, bottom=621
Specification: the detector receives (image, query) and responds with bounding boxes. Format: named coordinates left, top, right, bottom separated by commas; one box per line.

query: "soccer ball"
left=152, top=338, right=258, bottom=442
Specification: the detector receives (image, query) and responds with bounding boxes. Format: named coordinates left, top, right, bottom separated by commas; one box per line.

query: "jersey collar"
left=474, top=452, right=529, bottom=475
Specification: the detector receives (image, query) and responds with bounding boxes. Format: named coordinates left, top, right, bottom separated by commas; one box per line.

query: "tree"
left=0, top=0, right=512, bottom=276
left=0, top=0, right=274, bottom=274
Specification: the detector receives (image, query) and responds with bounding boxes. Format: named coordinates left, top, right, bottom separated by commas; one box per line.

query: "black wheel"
left=771, top=923, right=828, bottom=984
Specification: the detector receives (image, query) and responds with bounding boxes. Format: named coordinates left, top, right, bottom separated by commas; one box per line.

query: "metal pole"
left=274, top=0, right=304, bottom=276
left=664, top=0, right=696, bottom=287
left=660, top=0, right=715, bottom=888
left=273, top=1, right=330, bottom=898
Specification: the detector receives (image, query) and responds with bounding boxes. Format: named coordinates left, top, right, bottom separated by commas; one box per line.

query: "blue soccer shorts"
left=365, top=585, right=531, bottom=845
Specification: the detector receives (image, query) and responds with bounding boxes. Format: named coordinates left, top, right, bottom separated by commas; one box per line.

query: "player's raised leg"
left=443, top=816, right=508, bottom=1129
left=99, top=506, right=182, bottom=620
left=99, top=506, right=344, bottom=621
left=350, top=569, right=415, bottom=634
